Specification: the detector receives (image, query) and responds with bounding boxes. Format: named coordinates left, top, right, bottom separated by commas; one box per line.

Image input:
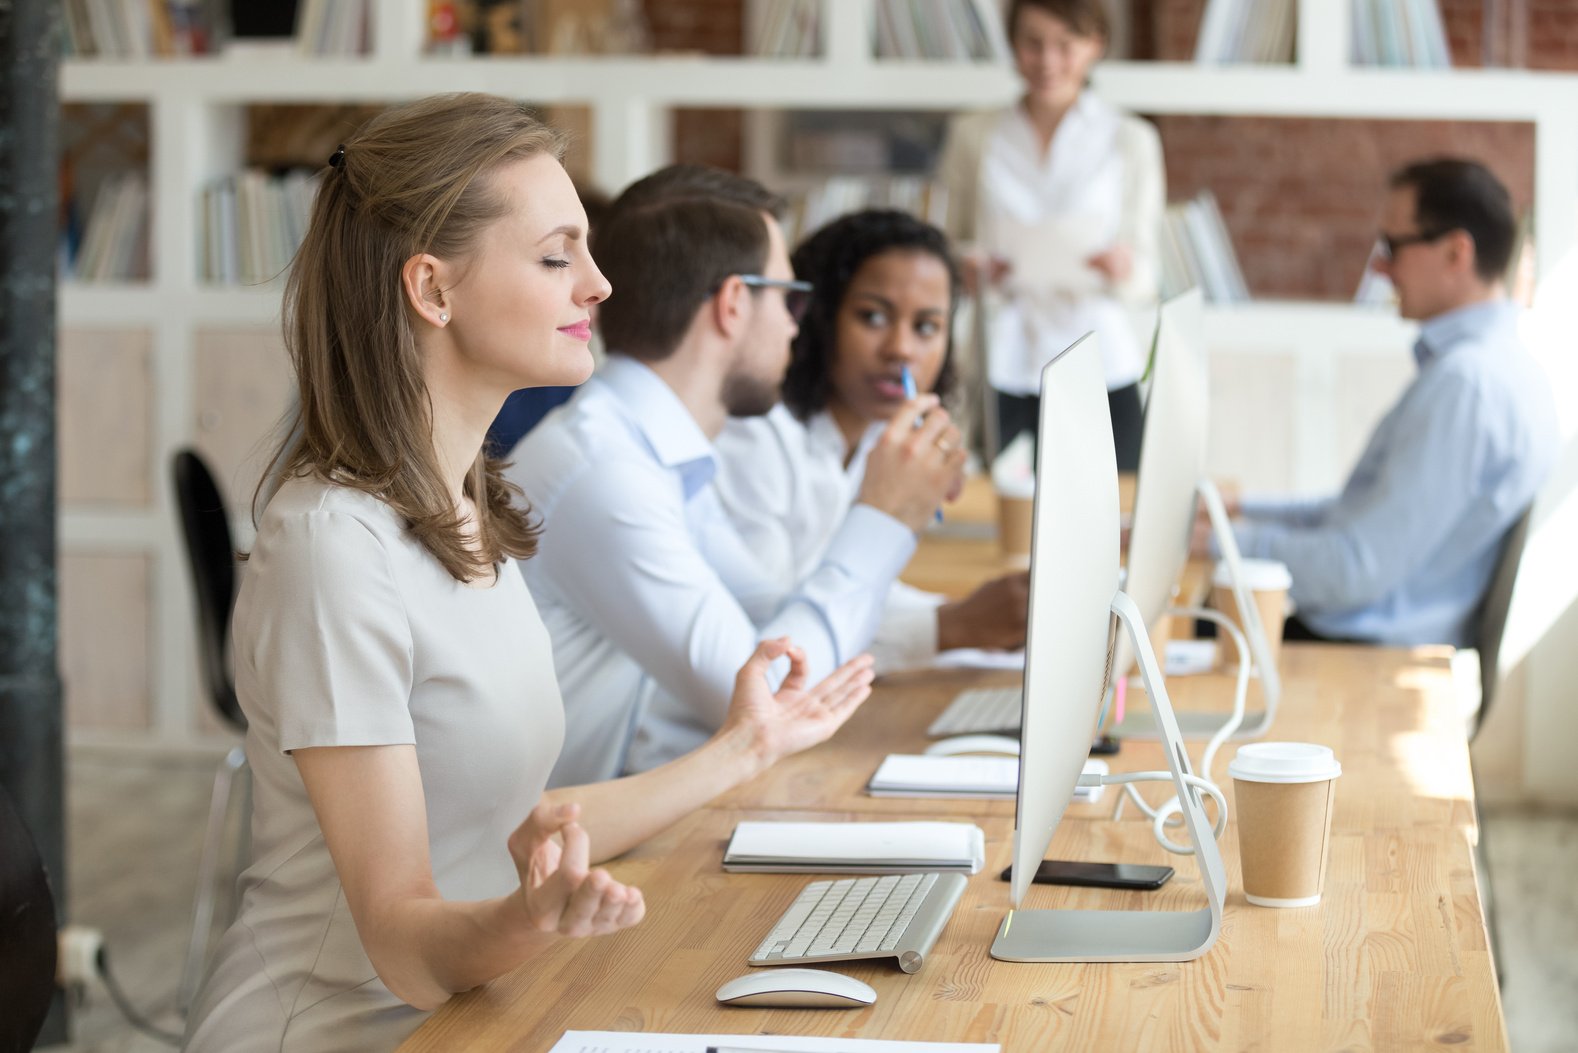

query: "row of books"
left=63, top=173, right=150, bottom=282
left=296, top=0, right=372, bottom=56
left=61, top=0, right=218, bottom=58
left=1159, top=191, right=1250, bottom=305
left=1350, top=0, right=1452, bottom=68
left=874, top=0, right=1009, bottom=62
left=199, top=171, right=320, bottom=286
left=783, top=176, right=950, bottom=245
left=750, top=0, right=1007, bottom=61
left=750, top=0, right=819, bottom=58
left=1195, top=0, right=1296, bottom=64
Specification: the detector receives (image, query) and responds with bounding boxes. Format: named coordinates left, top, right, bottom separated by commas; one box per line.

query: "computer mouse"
left=715, top=967, right=877, bottom=1009
left=924, top=734, right=1021, bottom=757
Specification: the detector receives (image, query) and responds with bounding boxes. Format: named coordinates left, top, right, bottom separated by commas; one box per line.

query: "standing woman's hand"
left=1087, top=243, right=1134, bottom=285
left=961, top=251, right=1013, bottom=297
left=721, top=637, right=875, bottom=769
left=507, top=802, right=645, bottom=938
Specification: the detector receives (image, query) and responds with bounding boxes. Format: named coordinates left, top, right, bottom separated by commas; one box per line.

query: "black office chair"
left=171, top=449, right=249, bottom=1009
left=0, top=781, right=57, bottom=1053
left=1470, top=505, right=1533, bottom=742
left=1463, top=503, right=1534, bottom=989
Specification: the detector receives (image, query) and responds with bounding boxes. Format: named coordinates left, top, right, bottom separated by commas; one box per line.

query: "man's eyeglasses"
left=1378, top=228, right=1453, bottom=260
left=737, top=274, right=813, bottom=323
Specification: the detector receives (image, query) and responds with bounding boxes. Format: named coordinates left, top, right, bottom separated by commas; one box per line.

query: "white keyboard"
left=926, top=686, right=1023, bottom=737
left=748, top=872, right=966, bottom=974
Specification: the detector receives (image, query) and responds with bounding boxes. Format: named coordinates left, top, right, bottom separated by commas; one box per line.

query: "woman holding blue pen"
left=715, top=210, right=1030, bottom=672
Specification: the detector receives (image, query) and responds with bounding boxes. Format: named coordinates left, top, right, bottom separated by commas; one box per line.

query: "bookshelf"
left=56, top=0, right=1578, bottom=753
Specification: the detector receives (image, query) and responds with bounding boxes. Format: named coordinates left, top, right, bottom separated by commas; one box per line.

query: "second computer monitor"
left=1113, top=289, right=1209, bottom=682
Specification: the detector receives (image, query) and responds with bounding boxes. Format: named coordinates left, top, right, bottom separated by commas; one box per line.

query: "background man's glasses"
left=1378, top=228, right=1452, bottom=260
left=737, top=274, right=813, bottom=323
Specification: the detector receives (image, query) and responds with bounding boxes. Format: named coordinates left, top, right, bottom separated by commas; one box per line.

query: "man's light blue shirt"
left=506, top=356, right=915, bottom=786
left=1234, top=299, right=1558, bottom=647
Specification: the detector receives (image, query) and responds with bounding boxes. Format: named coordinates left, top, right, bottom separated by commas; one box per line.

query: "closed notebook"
left=867, top=755, right=1107, bottom=802
left=722, top=820, right=986, bottom=874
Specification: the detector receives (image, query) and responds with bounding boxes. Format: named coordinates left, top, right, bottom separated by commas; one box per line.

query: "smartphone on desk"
left=1000, top=860, right=1174, bottom=890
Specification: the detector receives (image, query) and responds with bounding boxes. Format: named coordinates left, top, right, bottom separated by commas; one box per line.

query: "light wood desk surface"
left=404, top=645, right=1506, bottom=1052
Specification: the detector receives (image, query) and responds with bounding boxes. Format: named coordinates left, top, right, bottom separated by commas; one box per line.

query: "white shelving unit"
left=57, top=0, right=1578, bottom=751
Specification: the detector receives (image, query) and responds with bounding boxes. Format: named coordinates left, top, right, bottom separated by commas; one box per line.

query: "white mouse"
left=924, top=734, right=1021, bottom=757
left=715, top=967, right=877, bottom=1009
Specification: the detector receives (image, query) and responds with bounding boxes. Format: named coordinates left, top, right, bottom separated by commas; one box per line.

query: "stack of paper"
left=868, top=756, right=1107, bottom=802
left=723, top=821, right=986, bottom=874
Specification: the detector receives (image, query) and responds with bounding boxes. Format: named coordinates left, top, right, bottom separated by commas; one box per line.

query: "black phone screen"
left=999, top=860, right=1174, bottom=890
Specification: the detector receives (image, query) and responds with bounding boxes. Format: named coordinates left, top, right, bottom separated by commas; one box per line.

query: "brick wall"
left=648, top=0, right=1557, bottom=300
left=1147, top=115, right=1533, bottom=299
left=1130, top=0, right=1551, bottom=299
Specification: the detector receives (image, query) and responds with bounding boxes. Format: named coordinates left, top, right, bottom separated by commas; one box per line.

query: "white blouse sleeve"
left=246, top=510, right=417, bottom=754
left=1115, top=115, right=1166, bottom=307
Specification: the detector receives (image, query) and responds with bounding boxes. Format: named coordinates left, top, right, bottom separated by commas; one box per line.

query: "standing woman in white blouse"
left=182, top=93, right=874, bottom=1053
left=936, top=0, right=1165, bottom=469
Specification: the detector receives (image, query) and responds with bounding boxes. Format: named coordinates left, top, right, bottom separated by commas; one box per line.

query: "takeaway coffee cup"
left=997, top=489, right=1034, bottom=564
left=1228, top=742, right=1341, bottom=907
left=1210, top=558, right=1292, bottom=669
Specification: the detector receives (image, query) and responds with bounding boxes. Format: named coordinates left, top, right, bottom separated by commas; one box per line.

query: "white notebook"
left=723, top=820, right=985, bottom=874
left=868, top=755, right=1107, bottom=802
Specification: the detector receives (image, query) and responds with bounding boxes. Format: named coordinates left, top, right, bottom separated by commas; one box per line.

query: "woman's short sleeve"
left=245, top=510, right=416, bottom=754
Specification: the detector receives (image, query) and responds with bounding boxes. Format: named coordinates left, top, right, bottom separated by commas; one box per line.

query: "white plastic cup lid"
left=1228, top=742, right=1341, bottom=784
left=1213, top=557, right=1293, bottom=592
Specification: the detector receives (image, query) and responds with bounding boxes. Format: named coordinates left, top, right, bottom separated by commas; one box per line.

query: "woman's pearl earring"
left=438, top=312, right=449, bottom=323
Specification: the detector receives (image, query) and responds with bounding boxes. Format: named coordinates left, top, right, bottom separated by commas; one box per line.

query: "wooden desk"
left=404, top=645, right=1506, bottom=1051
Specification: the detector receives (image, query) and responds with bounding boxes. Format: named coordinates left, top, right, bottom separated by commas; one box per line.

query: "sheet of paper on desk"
left=723, top=820, right=986, bottom=873
left=548, top=1031, right=999, bottom=1053
left=868, top=755, right=1105, bottom=802
left=932, top=648, right=1025, bottom=671
left=1163, top=639, right=1217, bottom=676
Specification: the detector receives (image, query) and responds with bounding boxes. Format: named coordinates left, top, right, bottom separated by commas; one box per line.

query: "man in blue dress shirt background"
left=1219, top=158, right=1559, bottom=647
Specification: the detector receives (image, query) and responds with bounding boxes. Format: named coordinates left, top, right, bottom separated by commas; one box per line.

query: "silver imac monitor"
left=1002, top=333, right=1120, bottom=911
left=1113, top=289, right=1208, bottom=684
left=991, top=332, right=1225, bottom=964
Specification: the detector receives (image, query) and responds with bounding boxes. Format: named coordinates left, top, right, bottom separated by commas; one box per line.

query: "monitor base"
left=990, top=905, right=1217, bottom=963
left=991, top=590, right=1228, bottom=964
left=1109, top=705, right=1271, bottom=741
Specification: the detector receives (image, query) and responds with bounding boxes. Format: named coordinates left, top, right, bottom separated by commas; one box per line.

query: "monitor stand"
left=1109, top=478, right=1281, bottom=742
left=990, top=590, right=1227, bottom=963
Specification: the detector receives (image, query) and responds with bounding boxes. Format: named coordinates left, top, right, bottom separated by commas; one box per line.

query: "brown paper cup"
left=1209, top=559, right=1292, bottom=670
left=997, top=493, right=1034, bottom=565
left=1210, top=584, right=1288, bottom=668
left=1229, top=742, right=1341, bottom=908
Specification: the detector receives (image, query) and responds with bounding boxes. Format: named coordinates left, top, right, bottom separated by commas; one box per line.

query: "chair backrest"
left=172, top=450, right=245, bottom=731
left=0, top=782, right=57, bottom=1053
left=1473, top=504, right=1534, bottom=740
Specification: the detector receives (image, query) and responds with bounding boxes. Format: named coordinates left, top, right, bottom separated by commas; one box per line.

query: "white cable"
left=1107, top=608, right=1248, bottom=851
left=1098, top=771, right=1228, bottom=855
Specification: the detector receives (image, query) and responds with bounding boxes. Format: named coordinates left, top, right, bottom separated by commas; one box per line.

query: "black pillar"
left=0, top=0, right=66, bottom=1044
